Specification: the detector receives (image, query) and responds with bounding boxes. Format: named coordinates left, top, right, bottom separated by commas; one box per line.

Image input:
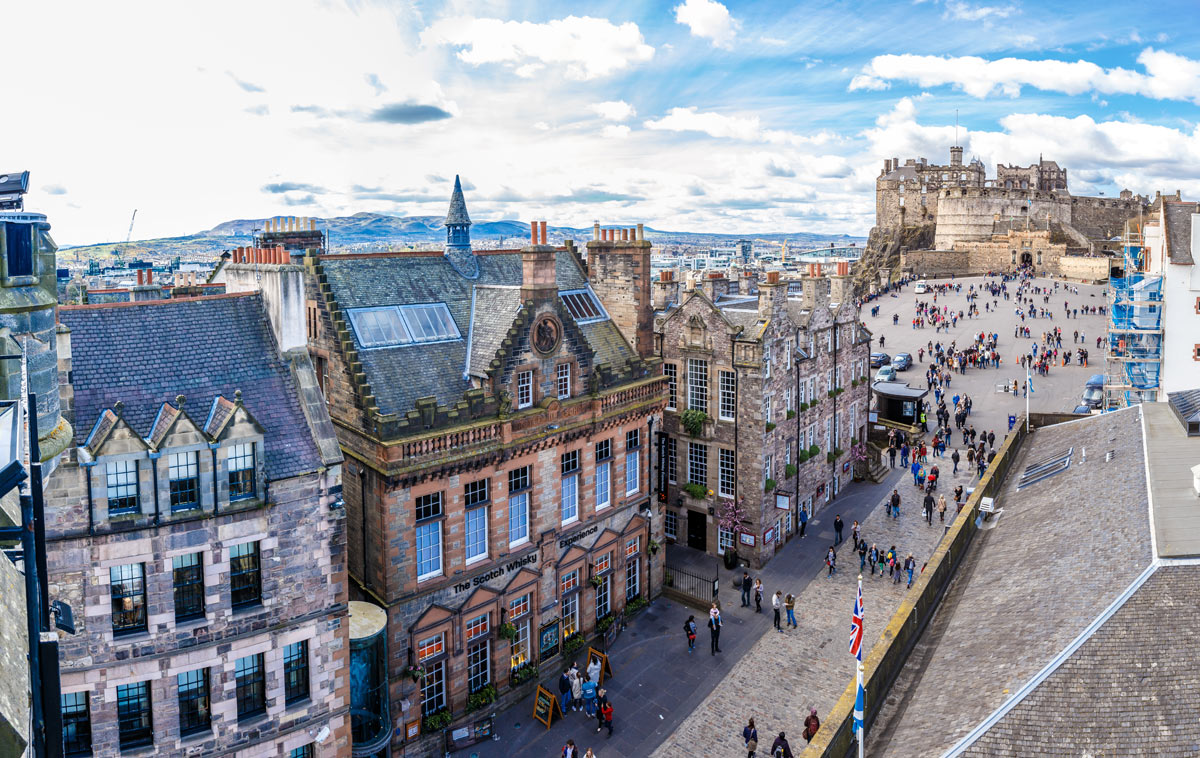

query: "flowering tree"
left=850, top=440, right=869, bottom=463
left=717, top=497, right=750, bottom=536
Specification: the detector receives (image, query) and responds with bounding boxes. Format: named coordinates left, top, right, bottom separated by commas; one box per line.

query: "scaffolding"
left=1105, top=223, right=1162, bottom=407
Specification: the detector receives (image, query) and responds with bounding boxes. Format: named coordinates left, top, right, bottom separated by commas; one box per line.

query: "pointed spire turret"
left=443, top=175, right=478, bottom=278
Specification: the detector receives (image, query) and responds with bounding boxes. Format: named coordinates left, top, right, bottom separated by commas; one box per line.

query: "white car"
left=914, top=280, right=928, bottom=294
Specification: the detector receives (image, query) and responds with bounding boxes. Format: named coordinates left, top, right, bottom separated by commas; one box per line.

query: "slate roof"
left=445, top=175, right=471, bottom=226
left=59, top=293, right=323, bottom=481
left=1168, top=388, right=1200, bottom=425
left=962, top=565, right=1200, bottom=757
left=1163, top=201, right=1197, bottom=265
left=874, top=408, right=1155, bottom=757
left=319, top=249, right=627, bottom=416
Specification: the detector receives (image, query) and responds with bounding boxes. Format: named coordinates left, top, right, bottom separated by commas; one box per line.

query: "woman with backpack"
left=825, top=546, right=837, bottom=577
left=771, top=732, right=794, bottom=758
left=803, top=708, right=821, bottom=743
left=683, top=615, right=697, bottom=653
left=562, top=739, right=578, bottom=758
left=743, top=717, right=759, bottom=758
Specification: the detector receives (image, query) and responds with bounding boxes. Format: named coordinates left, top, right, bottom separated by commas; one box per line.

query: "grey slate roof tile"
left=59, top=294, right=322, bottom=481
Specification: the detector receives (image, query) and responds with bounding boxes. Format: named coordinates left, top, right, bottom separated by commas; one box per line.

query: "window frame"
left=687, top=358, right=709, bottom=414
left=235, top=653, right=267, bottom=721
left=229, top=541, right=263, bottom=610
left=718, top=448, right=736, bottom=498
left=516, top=370, right=533, bottom=409
left=718, top=370, right=737, bottom=421
left=556, top=362, right=571, bottom=400
left=421, top=659, right=447, bottom=716
left=595, top=459, right=610, bottom=511
left=61, top=692, right=92, bottom=757
left=663, top=363, right=677, bottom=411
left=177, top=668, right=211, bottom=737
left=284, top=640, right=311, bottom=705
left=561, top=450, right=579, bottom=525
left=110, top=563, right=147, bottom=636
left=172, top=551, right=205, bottom=622
left=664, top=509, right=678, bottom=540
left=227, top=442, right=256, bottom=500
left=687, top=442, right=708, bottom=487
left=116, top=681, right=153, bottom=750
left=105, top=459, right=140, bottom=515
left=465, top=503, right=488, bottom=565
left=167, top=450, right=201, bottom=511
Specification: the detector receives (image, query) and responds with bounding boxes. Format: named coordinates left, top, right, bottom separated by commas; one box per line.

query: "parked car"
left=1081, top=374, right=1105, bottom=408
left=870, top=352, right=890, bottom=368
left=1072, top=405, right=1094, bottom=415
left=892, top=352, right=913, bottom=371
left=875, top=365, right=898, bottom=383
left=914, top=280, right=928, bottom=294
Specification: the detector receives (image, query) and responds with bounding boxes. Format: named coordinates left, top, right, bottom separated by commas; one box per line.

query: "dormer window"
left=228, top=443, right=256, bottom=500
left=106, top=460, right=140, bottom=515
left=516, top=371, right=533, bottom=409
left=168, top=451, right=200, bottom=512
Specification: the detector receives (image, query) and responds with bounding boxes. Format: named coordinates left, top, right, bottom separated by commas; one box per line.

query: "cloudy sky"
left=7, top=0, right=1200, bottom=245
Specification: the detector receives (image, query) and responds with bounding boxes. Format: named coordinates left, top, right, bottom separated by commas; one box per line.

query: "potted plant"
left=785, top=463, right=798, bottom=478
left=467, top=684, right=498, bottom=713
left=809, top=444, right=820, bottom=458
left=764, top=478, right=776, bottom=493
left=510, top=663, right=538, bottom=686
left=648, top=538, right=660, bottom=555
left=765, top=422, right=776, bottom=432
left=680, top=409, right=710, bottom=437
left=682, top=482, right=708, bottom=500
left=405, top=664, right=427, bottom=682
left=597, top=615, right=615, bottom=633
left=786, top=410, right=796, bottom=419
left=563, top=633, right=586, bottom=656
left=590, top=575, right=603, bottom=588
left=625, top=596, right=649, bottom=616
left=498, top=622, right=519, bottom=642
left=422, top=708, right=453, bottom=732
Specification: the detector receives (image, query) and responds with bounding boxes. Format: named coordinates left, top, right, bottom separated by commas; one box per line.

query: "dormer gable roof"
left=204, top=391, right=265, bottom=441
left=146, top=397, right=203, bottom=450
left=83, top=404, right=149, bottom=458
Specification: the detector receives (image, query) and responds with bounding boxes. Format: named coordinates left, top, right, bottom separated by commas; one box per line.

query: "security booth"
left=871, top=381, right=929, bottom=429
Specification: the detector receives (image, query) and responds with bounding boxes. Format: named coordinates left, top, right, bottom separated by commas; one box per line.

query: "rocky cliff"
left=852, top=223, right=935, bottom=295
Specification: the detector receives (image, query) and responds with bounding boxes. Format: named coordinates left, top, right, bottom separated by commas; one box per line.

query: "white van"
left=914, top=280, right=928, bottom=294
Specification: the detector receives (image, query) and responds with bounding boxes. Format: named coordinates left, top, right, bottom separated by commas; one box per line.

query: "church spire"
left=443, top=175, right=477, bottom=278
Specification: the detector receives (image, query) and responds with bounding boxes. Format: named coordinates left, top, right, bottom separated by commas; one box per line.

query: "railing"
left=397, top=422, right=501, bottom=459
left=601, top=376, right=667, bottom=414
left=663, top=560, right=718, bottom=610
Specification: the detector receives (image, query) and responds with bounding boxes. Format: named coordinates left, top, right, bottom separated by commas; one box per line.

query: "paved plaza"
left=469, top=274, right=1110, bottom=758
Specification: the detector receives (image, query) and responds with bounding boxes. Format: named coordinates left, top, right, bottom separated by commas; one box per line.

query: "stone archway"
left=1021, top=252, right=1033, bottom=266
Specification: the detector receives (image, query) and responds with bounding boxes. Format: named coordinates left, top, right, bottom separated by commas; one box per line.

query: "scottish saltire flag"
left=853, top=674, right=865, bottom=735
left=1027, top=366, right=1035, bottom=394
left=849, top=579, right=864, bottom=661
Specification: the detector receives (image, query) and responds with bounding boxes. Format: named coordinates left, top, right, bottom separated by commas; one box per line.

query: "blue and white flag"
left=1027, top=366, right=1035, bottom=394
left=853, top=673, right=865, bottom=736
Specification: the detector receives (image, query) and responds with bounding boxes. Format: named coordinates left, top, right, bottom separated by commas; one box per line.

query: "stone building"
left=875, top=146, right=987, bottom=229
left=996, top=156, right=1067, bottom=191
left=303, top=178, right=666, bottom=756
left=47, top=291, right=349, bottom=758
left=653, top=264, right=871, bottom=568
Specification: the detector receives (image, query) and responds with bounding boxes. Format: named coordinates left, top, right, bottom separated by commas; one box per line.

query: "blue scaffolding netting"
left=1107, top=240, right=1162, bottom=406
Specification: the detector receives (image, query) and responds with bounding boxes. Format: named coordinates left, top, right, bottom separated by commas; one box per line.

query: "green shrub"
left=509, top=664, right=538, bottom=687
left=785, top=463, right=798, bottom=477
left=562, top=633, right=586, bottom=656
left=799, top=402, right=809, bottom=412
left=764, top=478, right=776, bottom=493
left=797, top=450, right=809, bottom=463
left=498, top=622, right=518, bottom=642
left=827, top=389, right=835, bottom=398
left=682, top=482, right=707, bottom=500
left=422, top=708, right=453, bottom=731
left=680, top=409, right=710, bottom=437
left=765, top=422, right=776, bottom=432
left=786, top=410, right=796, bottom=419
left=597, top=615, right=615, bottom=633
left=625, top=596, right=649, bottom=615
left=809, top=444, right=820, bottom=457
left=467, top=685, right=498, bottom=713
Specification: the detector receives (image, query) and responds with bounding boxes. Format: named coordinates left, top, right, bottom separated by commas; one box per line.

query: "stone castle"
left=874, top=146, right=1150, bottom=281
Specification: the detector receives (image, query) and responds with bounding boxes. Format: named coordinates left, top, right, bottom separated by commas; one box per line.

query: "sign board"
left=602, top=615, right=622, bottom=651
left=775, top=493, right=790, bottom=511
left=538, top=618, right=560, bottom=661
left=763, top=527, right=775, bottom=544
left=587, top=647, right=614, bottom=685
left=842, top=461, right=851, bottom=473
left=447, top=715, right=495, bottom=752
left=869, top=411, right=878, bottom=423
left=739, top=532, right=756, bottom=546
left=532, top=685, right=562, bottom=730
left=405, top=719, right=421, bottom=741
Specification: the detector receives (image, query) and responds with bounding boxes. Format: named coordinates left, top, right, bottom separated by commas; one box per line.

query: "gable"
left=411, top=603, right=456, bottom=633
left=85, top=410, right=148, bottom=458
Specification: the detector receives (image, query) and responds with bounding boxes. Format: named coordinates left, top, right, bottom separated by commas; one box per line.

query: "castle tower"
left=950, top=146, right=963, bottom=166
left=444, top=175, right=477, bottom=278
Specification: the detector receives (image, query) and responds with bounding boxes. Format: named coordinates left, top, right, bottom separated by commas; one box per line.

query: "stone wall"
left=587, top=234, right=653, bottom=358
left=1068, top=195, right=1145, bottom=239
left=933, top=187, right=1070, bottom=249
left=900, top=249, right=970, bottom=277
left=1058, top=255, right=1112, bottom=282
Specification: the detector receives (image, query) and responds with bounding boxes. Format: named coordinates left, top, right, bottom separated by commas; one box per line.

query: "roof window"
left=1016, top=447, right=1072, bottom=490
left=346, top=303, right=460, bottom=348
left=560, top=289, right=608, bottom=324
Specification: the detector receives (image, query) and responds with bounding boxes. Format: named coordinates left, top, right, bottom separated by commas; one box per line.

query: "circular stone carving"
left=532, top=314, right=562, bottom=355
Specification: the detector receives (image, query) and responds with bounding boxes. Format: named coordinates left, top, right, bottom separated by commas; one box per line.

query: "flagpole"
left=1025, top=364, right=1030, bottom=432
left=857, top=660, right=865, bottom=758
left=854, top=575, right=865, bottom=758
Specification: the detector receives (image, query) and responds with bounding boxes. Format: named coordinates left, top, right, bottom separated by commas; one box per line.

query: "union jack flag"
left=849, top=578, right=864, bottom=661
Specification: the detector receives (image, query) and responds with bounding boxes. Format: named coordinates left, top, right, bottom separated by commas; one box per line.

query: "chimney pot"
left=766, top=270, right=780, bottom=284
left=637, top=223, right=644, bottom=240
left=530, top=222, right=538, bottom=245
left=661, top=270, right=673, bottom=282
left=593, top=222, right=600, bottom=241
left=620, top=228, right=627, bottom=242
left=708, top=272, right=721, bottom=279
left=137, top=269, right=144, bottom=285
left=539, top=221, right=547, bottom=246
left=147, top=269, right=153, bottom=284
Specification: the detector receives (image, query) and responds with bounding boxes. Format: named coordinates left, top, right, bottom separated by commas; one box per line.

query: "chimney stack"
left=652, top=269, right=679, bottom=310
left=586, top=220, right=654, bottom=358
left=222, top=242, right=307, bottom=352
left=801, top=272, right=830, bottom=312
left=540, top=221, right=548, bottom=246
left=700, top=271, right=726, bottom=302
left=758, top=270, right=787, bottom=319
left=594, top=222, right=601, bottom=241
left=136, top=269, right=144, bottom=285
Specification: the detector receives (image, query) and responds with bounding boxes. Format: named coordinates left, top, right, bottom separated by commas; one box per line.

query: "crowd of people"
left=557, top=657, right=614, bottom=757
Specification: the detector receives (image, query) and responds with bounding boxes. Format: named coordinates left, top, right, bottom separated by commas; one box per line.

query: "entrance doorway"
left=686, top=509, right=707, bottom=552
left=1021, top=252, right=1033, bottom=266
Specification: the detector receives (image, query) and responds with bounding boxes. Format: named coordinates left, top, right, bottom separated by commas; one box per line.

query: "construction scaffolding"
left=1105, top=223, right=1162, bottom=407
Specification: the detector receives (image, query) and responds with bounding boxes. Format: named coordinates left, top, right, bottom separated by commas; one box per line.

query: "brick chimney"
left=521, top=221, right=557, bottom=305
left=743, top=269, right=759, bottom=294
left=653, top=270, right=679, bottom=310
left=758, top=270, right=788, bottom=320
left=829, top=272, right=852, bottom=307
left=130, top=268, right=163, bottom=302
left=801, top=272, right=830, bottom=312
left=700, top=271, right=727, bottom=302
left=221, top=246, right=307, bottom=352
left=586, top=223, right=653, bottom=358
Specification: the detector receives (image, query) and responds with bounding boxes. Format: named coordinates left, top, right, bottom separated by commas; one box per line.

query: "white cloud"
left=943, top=1, right=1015, bottom=21
left=644, top=107, right=840, bottom=147
left=602, top=125, right=631, bottom=138
left=849, top=47, right=1200, bottom=104
left=760, top=36, right=787, bottom=46
left=674, top=0, right=740, bottom=49
left=533, top=121, right=551, bottom=131
left=591, top=100, right=636, bottom=121
left=421, top=15, right=654, bottom=80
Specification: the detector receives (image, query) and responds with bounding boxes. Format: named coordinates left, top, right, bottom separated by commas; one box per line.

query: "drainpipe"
left=731, top=338, right=739, bottom=566
left=84, top=463, right=95, bottom=536
left=210, top=444, right=220, bottom=516
left=149, top=451, right=161, bottom=525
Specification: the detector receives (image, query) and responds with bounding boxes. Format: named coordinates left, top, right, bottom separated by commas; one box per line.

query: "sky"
left=6, top=0, right=1200, bottom=246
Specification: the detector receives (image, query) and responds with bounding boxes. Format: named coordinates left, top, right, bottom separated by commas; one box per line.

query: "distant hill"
left=58, top=212, right=864, bottom=263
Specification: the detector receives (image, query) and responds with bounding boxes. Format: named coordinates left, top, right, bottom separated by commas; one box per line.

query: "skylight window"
left=1016, top=447, right=1073, bottom=490
left=560, top=289, right=608, bottom=324
left=347, top=304, right=460, bottom=348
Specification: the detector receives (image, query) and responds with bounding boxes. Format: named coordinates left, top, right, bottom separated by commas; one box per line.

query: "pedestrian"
left=587, top=656, right=601, bottom=685
left=937, top=494, right=947, bottom=524
left=772, top=590, right=783, bottom=632
left=558, top=666, right=572, bottom=706
left=833, top=514, right=844, bottom=546
left=951, top=448, right=960, bottom=474
left=598, top=698, right=614, bottom=737
left=826, top=546, right=837, bottom=577
left=803, top=709, right=821, bottom=743
left=785, top=593, right=797, bottom=628
left=858, top=539, right=867, bottom=571
left=744, top=718, right=759, bottom=758
left=888, top=444, right=897, bottom=468
left=740, top=571, right=752, bottom=607
left=582, top=673, right=598, bottom=716
left=905, top=554, right=916, bottom=588
left=594, top=688, right=608, bottom=733
left=708, top=604, right=722, bottom=655
left=886, top=545, right=897, bottom=578
left=871, top=544, right=882, bottom=576
left=798, top=504, right=808, bottom=538
left=583, top=749, right=596, bottom=758
left=570, top=668, right=583, bottom=712
left=988, top=430, right=996, bottom=449
left=754, top=578, right=763, bottom=613
left=771, top=732, right=795, bottom=758
left=562, top=739, right=578, bottom=758
left=851, top=520, right=861, bottom=547
left=911, top=458, right=921, bottom=487
left=683, top=615, right=697, bottom=653
left=923, top=491, right=934, bottom=525
left=889, top=489, right=900, bottom=518
left=894, top=554, right=904, bottom=584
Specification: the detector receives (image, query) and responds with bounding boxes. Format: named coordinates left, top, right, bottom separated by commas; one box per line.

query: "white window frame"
left=556, top=363, right=571, bottom=400
left=516, top=370, right=533, bottom=409
left=687, top=359, right=709, bottom=414
left=718, top=448, right=736, bottom=498
left=595, top=575, right=610, bottom=619
left=764, top=395, right=772, bottom=424
left=509, top=619, right=531, bottom=670
left=664, top=363, right=677, bottom=411
left=625, top=557, right=640, bottom=600
left=687, top=442, right=708, bottom=487
left=718, top=371, right=736, bottom=421
left=595, top=460, right=611, bottom=511
left=763, top=343, right=771, bottom=379
left=561, top=474, right=579, bottom=525
left=765, top=454, right=773, bottom=488
left=718, top=527, right=734, bottom=556
left=416, top=521, right=443, bottom=581
left=508, top=491, right=529, bottom=547
left=624, top=449, right=639, bottom=496
left=562, top=591, right=579, bottom=638
left=666, top=437, right=677, bottom=483
left=785, top=388, right=793, bottom=413
left=664, top=509, right=678, bottom=540
left=465, top=505, right=488, bottom=565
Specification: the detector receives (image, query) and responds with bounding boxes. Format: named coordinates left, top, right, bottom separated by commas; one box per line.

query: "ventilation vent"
left=1016, top=447, right=1073, bottom=490
left=1105, top=450, right=1116, bottom=462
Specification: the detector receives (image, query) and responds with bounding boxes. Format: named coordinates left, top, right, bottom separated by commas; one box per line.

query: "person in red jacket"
left=803, top=708, right=821, bottom=743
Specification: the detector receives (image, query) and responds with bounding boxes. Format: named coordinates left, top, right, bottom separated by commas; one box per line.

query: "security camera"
left=314, top=725, right=330, bottom=743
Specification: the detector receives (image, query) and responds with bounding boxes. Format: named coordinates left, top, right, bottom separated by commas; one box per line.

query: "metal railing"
left=663, top=561, right=718, bottom=610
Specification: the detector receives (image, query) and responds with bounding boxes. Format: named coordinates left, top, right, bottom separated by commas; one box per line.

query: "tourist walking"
left=744, top=718, right=759, bottom=758
left=741, top=571, right=752, bottom=607
left=938, top=494, right=948, bottom=524
left=803, top=709, right=821, bottom=743
left=858, top=539, right=867, bottom=571
left=683, top=615, right=697, bottom=653
left=754, top=578, right=764, bottom=613
left=785, top=593, right=797, bottom=628
left=826, top=546, right=837, bottom=577
left=570, top=668, right=583, bottom=712
left=771, top=732, right=795, bottom=758
left=708, top=604, right=722, bottom=655
left=833, top=514, right=844, bottom=545
left=772, top=591, right=783, bottom=632
left=562, top=739, right=578, bottom=758
left=923, top=491, right=935, bottom=525
left=798, top=504, right=808, bottom=538
left=870, top=544, right=882, bottom=576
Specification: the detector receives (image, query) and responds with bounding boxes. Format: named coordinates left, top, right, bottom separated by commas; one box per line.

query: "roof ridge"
left=59, top=291, right=258, bottom=311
